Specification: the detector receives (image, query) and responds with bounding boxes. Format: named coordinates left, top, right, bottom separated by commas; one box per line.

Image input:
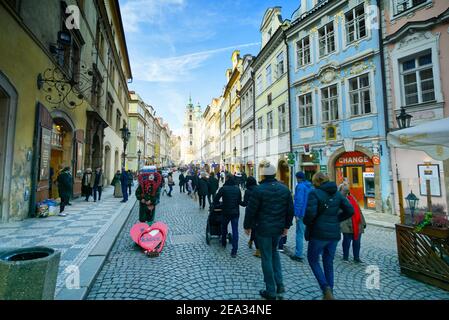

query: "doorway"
left=336, top=166, right=364, bottom=207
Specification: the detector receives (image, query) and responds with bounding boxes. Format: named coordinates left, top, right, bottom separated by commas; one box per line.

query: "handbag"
left=304, top=191, right=335, bottom=241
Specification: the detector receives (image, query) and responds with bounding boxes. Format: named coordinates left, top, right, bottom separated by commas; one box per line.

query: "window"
left=319, top=22, right=336, bottom=57
left=345, top=4, right=367, bottom=44
left=256, top=75, right=263, bottom=95
left=276, top=52, right=285, bottom=78
left=321, top=85, right=339, bottom=122
left=298, top=93, right=313, bottom=127
left=349, top=74, right=371, bottom=116
left=400, top=51, right=435, bottom=105
left=394, top=0, right=427, bottom=16
left=106, top=94, right=113, bottom=124
left=257, top=116, right=263, bottom=138
left=190, top=141, right=193, bottom=146
left=267, top=112, right=273, bottom=137
left=189, top=115, right=192, bottom=121
left=267, top=93, right=272, bottom=106
left=296, top=36, right=311, bottom=68
left=190, top=128, right=193, bottom=134
left=116, top=110, right=121, bottom=133
left=266, top=64, right=272, bottom=87
left=278, top=104, right=287, bottom=133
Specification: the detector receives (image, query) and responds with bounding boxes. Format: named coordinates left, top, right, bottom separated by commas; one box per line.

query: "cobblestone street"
left=87, top=185, right=449, bottom=300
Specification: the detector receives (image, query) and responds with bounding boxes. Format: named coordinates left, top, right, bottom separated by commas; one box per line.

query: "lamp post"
left=405, top=191, right=420, bottom=223
left=120, top=124, right=131, bottom=168
left=396, top=107, right=413, bottom=129
left=233, top=147, right=237, bottom=173
left=137, top=149, right=142, bottom=172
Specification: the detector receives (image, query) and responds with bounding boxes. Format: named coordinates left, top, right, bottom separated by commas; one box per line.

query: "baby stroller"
left=206, top=202, right=232, bottom=245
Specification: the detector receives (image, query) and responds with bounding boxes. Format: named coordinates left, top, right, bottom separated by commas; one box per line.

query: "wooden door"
left=347, top=166, right=364, bottom=208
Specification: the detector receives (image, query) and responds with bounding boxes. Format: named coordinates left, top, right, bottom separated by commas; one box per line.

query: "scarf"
left=347, top=194, right=362, bottom=240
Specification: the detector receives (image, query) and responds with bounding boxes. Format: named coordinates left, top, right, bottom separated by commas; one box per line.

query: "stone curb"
left=366, top=219, right=396, bottom=230
left=55, top=200, right=138, bottom=300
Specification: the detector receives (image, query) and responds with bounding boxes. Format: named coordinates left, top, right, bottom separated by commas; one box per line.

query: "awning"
left=387, top=117, right=449, bottom=161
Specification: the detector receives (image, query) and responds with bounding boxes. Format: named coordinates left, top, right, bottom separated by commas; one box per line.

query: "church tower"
left=181, top=96, right=202, bottom=165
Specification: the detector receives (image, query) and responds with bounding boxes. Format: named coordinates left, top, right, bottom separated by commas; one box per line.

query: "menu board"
left=418, top=164, right=441, bottom=197
left=40, top=127, right=52, bottom=181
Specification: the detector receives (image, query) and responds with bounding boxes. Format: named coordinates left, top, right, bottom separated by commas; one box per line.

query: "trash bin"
left=0, top=247, right=61, bottom=300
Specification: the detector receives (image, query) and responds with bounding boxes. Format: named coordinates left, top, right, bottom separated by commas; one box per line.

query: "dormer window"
left=393, top=0, right=428, bottom=17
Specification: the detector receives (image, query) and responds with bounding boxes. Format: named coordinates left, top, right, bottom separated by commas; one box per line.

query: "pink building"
left=382, top=0, right=449, bottom=214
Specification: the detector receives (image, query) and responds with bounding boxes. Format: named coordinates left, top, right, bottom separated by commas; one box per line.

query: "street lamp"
left=120, top=124, right=131, bottom=168
left=405, top=191, right=419, bottom=223
left=396, top=107, right=413, bottom=129
left=233, top=147, right=237, bottom=157
left=137, top=149, right=142, bottom=172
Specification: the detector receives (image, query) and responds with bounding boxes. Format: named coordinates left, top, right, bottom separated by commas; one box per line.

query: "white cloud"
left=133, top=42, right=260, bottom=82
left=120, top=0, right=185, bottom=33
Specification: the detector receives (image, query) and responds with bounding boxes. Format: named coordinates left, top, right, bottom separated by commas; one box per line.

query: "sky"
left=119, top=0, right=300, bottom=136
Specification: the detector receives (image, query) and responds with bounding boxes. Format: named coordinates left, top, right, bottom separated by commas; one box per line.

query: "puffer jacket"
left=245, top=177, right=294, bottom=237
left=213, top=179, right=242, bottom=216
left=304, top=181, right=354, bottom=241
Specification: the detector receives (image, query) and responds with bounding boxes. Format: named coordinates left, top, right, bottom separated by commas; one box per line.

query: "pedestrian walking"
left=168, top=172, right=175, bottom=197
left=339, top=184, right=366, bottom=263
left=213, top=173, right=242, bottom=258
left=192, top=171, right=199, bottom=202
left=304, top=172, right=354, bottom=300
left=179, top=171, right=186, bottom=193
left=207, top=172, right=219, bottom=206
left=198, top=172, right=209, bottom=210
left=81, top=168, right=93, bottom=202
left=120, top=167, right=129, bottom=203
left=290, top=172, right=313, bottom=262
left=91, top=167, right=103, bottom=202
left=241, top=176, right=260, bottom=257
left=57, top=167, right=72, bottom=216
left=127, top=170, right=134, bottom=196
left=135, top=166, right=162, bottom=225
left=111, top=170, right=123, bottom=198
left=245, top=161, right=294, bottom=300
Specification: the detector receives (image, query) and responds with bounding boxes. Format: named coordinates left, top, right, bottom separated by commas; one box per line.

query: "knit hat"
left=259, top=160, right=276, bottom=176
left=296, top=171, right=306, bottom=180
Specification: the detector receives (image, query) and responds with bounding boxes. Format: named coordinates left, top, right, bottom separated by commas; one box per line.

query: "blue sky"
left=120, top=0, right=300, bottom=135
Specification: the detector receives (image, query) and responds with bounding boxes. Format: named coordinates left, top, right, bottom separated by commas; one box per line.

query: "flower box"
left=395, top=224, right=449, bottom=291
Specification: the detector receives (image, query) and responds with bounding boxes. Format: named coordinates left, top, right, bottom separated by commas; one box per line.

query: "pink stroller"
left=130, top=222, right=169, bottom=257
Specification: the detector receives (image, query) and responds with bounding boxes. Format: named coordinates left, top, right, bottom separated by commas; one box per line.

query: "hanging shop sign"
left=39, top=127, right=52, bottom=181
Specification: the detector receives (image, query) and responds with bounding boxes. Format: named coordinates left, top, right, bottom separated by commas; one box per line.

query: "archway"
left=0, top=72, right=18, bottom=223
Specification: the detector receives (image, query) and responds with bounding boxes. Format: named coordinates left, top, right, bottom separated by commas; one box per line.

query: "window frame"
left=392, top=0, right=430, bottom=18
left=345, top=4, right=367, bottom=45
left=320, top=84, right=340, bottom=123
left=296, top=35, right=312, bottom=69
left=348, top=73, right=372, bottom=117
left=298, top=92, right=314, bottom=128
left=318, top=21, right=336, bottom=58
left=278, top=104, right=287, bottom=134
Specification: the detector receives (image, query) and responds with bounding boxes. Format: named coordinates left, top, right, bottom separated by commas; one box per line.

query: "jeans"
left=257, top=235, right=283, bottom=297
left=307, top=239, right=338, bottom=293
left=121, top=184, right=128, bottom=202
left=93, top=186, right=102, bottom=201
left=295, top=217, right=305, bottom=258
left=168, top=185, right=173, bottom=197
left=221, top=215, right=239, bottom=254
left=342, top=233, right=362, bottom=260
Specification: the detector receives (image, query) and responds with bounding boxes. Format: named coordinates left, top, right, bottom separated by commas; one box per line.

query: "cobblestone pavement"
left=87, top=182, right=449, bottom=300
left=0, top=187, right=135, bottom=296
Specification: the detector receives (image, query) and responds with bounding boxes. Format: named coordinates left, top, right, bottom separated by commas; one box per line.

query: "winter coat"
left=208, top=176, right=219, bottom=196
left=244, top=177, right=294, bottom=237
left=198, top=178, right=209, bottom=196
left=90, top=171, right=104, bottom=188
left=340, top=210, right=367, bottom=234
left=127, top=172, right=134, bottom=186
left=242, top=185, right=257, bottom=229
left=294, top=180, right=313, bottom=218
left=179, top=174, right=186, bottom=184
left=81, top=172, right=93, bottom=196
left=213, top=179, right=242, bottom=216
left=120, top=170, right=128, bottom=186
left=304, top=181, right=355, bottom=241
left=57, top=170, right=72, bottom=200
left=192, top=175, right=199, bottom=192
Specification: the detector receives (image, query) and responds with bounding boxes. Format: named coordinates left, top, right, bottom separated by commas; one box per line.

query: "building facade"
left=0, top=0, right=131, bottom=223
left=240, top=54, right=256, bottom=177
left=286, top=0, right=391, bottom=212
left=254, top=7, right=292, bottom=185
left=381, top=0, right=449, bottom=213
left=202, top=97, right=222, bottom=173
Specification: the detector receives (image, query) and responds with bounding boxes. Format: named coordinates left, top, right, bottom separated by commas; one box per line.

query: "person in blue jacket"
left=290, top=171, right=313, bottom=262
left=120, top=167, right=129, bottom=203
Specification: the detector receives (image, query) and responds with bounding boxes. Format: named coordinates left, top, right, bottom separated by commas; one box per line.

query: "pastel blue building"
left=286, top=0, right=392, bottom=212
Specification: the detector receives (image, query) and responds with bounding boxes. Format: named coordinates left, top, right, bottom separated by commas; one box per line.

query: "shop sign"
left=336, top=152, right=373, bottom=167
left=39, top=127, right=52, bottom=181
left=367, top=198, right=376, bottom=209
left=372, top=155, right=381, bottom=165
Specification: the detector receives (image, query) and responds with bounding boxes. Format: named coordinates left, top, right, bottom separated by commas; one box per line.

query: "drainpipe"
left=29, top=103, right=41, bottom=218
left=284, top=31, right=294, bottom=191
left=377, top=0, right=395, bottom=214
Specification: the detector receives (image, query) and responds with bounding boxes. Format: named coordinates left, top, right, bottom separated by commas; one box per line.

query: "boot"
left=322, top=287, right=335, bottom=300
left=248, top=240, right=253, bottom=249
left=253, top=249, right=261, bottom=258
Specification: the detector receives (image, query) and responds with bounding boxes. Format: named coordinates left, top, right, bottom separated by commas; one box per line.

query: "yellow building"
left=222, top=50, right=243, bottom=173
left=0, top=0, right=131, bottom=222
left=202, top=97, right=222, bottom=173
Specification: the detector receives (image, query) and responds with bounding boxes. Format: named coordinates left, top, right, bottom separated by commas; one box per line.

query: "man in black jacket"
left=207, top=172, right=219, bottom=206
left=214, top=173, right=242, bottom=258
left=179, top=172, right=186, bottom=193
left=245, top=161, right=294, bottom=300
